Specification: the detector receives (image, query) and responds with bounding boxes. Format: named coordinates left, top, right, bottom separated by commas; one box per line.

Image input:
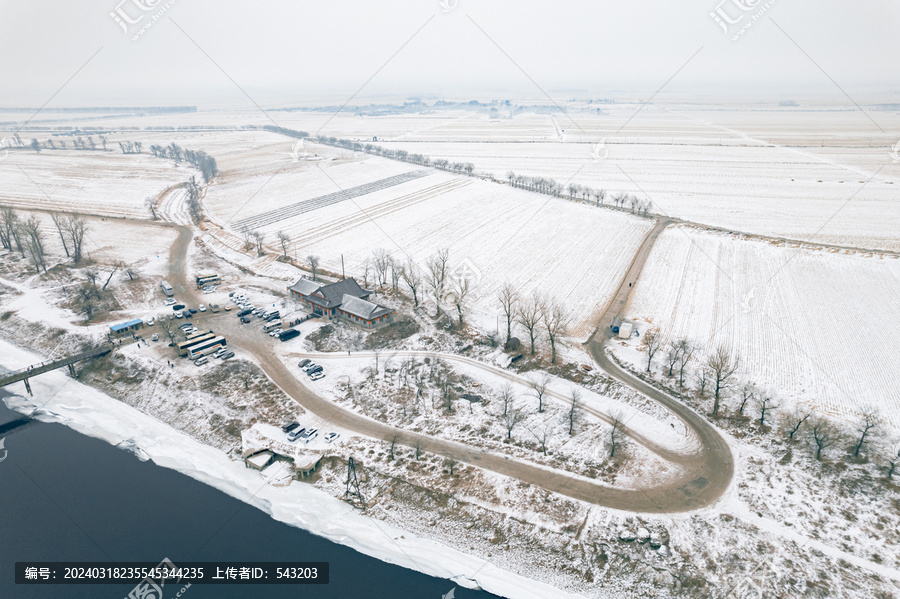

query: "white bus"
left=160, top=280, right=174, bottom=297
left=188, top=336, right=226, bottom=359
left=263, top=320, right=282, bottom=333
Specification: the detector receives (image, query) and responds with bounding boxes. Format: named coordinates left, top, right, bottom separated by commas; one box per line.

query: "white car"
left=174, top=310, right=183, bottom=319
left=151, top=333, right=159, bottom=342
left=309, top=371, right=325, bottom=381
left=213, top=348, right=228, bottom=359
left=268, top=328, right=283, bottom=337
left=324, top=432, right=339, bottom=443
left=147, top=317, right=155, bottom=326
left=164, top=298, right=176, bottom=306
left=198, top=304, right=207, bottom=312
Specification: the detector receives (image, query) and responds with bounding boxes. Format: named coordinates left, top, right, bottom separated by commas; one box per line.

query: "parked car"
left=175, top=311, right=183, bottom=319
left=164, top=298, right=176, bottom=306
left=240, top=316, right=251, bottom=323
left=309, top=371, right=325, bottom=381
left=268, top=328, right=283, bottom=337
left=173, top=304, right=185, bottom=311
left=213, top=348, right=228, bottom=359
left=194, top=356, right=208, bottom=366
left=198, top=304, right=206, bottom=312
left=287, top=427, right=306, bottom=442
left=279, top=329, right=301, bottom=342
left=237, top=308, right=252, bottom=317
left=281, top=422, right=299, bottom=433
left=306, top=365, right=323, bottom=376
left=224, top=305, right=232, bottom=311
left=221, top=351, right=234, bottom=359
left=147, top=317, right=155, bottom=326
left=324, top=432, right=339, bottom=443
left=298, top=358, right=311, bottom=368
left=179, top=323, right=193, bottom=330
left=301, top=428, right=318, bottom=443
left=302, top=362, right=319, bottom=372
left=151, top=333, right=159, bottom=342
left=188, top=308, right=197, bottom=314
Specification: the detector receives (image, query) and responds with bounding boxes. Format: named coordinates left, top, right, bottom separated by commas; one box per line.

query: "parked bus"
left=195, top=274, right=220, bottom=288
left=188, top=336, right=226, bottom=360
left=160, top=280, right=174, bottom=297
left=263, top=320, right=282, bottom=333
left=176, top=332, right=215, bottom=356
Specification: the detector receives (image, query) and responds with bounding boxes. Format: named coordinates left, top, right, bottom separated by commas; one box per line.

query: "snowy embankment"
left=0, top=339, right=583, bottom=599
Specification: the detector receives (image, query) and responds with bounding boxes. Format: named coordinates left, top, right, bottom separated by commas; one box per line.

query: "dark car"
left=188, top=308, right=198, bottom=314
left=279, top=329, right=301, bottom=342
left=237, top=308, right=253, bottom=317
left=298, top=359, right=311, bottom=368
left=282, top=422, right=300, bottom=433
left=306, top=365, right=323, bottom=376
left=240, top=316, right=252, bottom=323
left=221, top=351, right=235, bottom=360
left=172, top=304, right=185, bottom=311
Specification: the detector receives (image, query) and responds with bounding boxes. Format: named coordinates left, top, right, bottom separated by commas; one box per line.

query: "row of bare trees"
left=496, top=283, right=570, bottom=363
left=24, top=135, right=110, bottom=153
left=643, top=327, right=897, bottom=471
left=0, top=206, right=89, bottom=268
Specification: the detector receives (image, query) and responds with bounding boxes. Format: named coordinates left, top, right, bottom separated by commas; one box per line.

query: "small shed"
left=617, top=322, right=634, bottom=339
left=109, top=318, right=144, bottom=338
left=245, top=450, right=275, bottom=471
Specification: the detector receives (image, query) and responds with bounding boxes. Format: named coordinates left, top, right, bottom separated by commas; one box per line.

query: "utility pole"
left=341, top=254, right=345, bottom=280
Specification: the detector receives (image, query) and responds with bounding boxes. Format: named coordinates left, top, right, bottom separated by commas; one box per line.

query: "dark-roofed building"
left=288, top=278, right=392, bottom=327
left=335, top=294, right=394, bottom=329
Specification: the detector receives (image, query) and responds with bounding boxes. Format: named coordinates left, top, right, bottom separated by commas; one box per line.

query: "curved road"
left=161, top=194, right=732, bottom=512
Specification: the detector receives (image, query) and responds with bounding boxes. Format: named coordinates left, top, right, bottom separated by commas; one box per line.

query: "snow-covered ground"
left=620, top=225, right=900, bottom=429
left=0, top=338, right=582, bottom=599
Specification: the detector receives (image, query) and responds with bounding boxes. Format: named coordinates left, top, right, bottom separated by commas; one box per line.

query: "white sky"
left=0, top=0, right=898, bottom=106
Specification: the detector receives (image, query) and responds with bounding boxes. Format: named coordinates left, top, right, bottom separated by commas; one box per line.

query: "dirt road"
left=168, top=203, right=733, bottom=512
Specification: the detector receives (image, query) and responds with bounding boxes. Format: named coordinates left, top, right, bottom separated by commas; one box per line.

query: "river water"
left=0, top=398, right=501, bottom=599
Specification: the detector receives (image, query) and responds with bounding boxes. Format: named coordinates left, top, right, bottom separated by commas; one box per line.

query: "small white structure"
left=617, top=322, right=634, bottom=339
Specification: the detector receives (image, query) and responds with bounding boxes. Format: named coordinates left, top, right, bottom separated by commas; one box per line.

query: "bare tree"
left=675, top=339, right=696, bottom=388
left=608, top=411, right=625, bottom=458
left=887, top=443, right=900, bottom=478
left=372, top=248, right=391, bottom=289
left=389, top=435, right=398, bottom=460
left=425, top=248, right=450, bottom=317
left=158, top=317, right=176, bottom=344
left=567, top=389, right=581, bottom=435
left=276, top=230, right=291, bottom=259
left=49, top=211, right=70, bottom=257
left=641, top=327, right=663, bottom=372
left=450, top=275, right=471, bottom=327
left=125, top=266, right=139, bottom=281
left=497, top=283, right=519, bottom=342
left=84, top=268, right=99, bottom=290
left=782, top=409, right=810, bottom=441
left=737, top=383, right=755, bottom=415
left=757, top=393, right=777, bottom=426
left=853, top=407, right=880, bottom=457
left=516, top=291, right=544, bottom=356
left=389, top=256, right=402, bottom=293
left=63, top=213, right=88, bottom=263
left=529, top=372, right=551, bottom=413
left=251, top=230, right=265, bottom=255
left=809, top=417, right=839, bottom=461
left=707, top=345, right=740, bottom=417
left=502, top=404, right=526, bottom=440
left=144, top=197, right=158, bottom=220
left=401, top=259, right=423, bottom=308
left=102, top=261, right=124, bottom=290
left=664, top=340, right=683, bottom=377
left=542, top=300, right=570, bottom=364
left=0, top=206, right=20, bottom=252
left=528, top=420, right=553, bottom=455
left=307, top=255, right=320, bottom=280
left=498, top=383, right=515, bottom=417
left=21, top=216, right=47, bottom=273
left=695, top=368, right=709, bottom=397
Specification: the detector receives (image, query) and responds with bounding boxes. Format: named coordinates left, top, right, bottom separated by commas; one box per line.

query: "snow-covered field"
left=622, top=225, right=900, bottom=429
left=201, top=153, right=653, bottom=338
left=0, top=149, right=196, bottom=218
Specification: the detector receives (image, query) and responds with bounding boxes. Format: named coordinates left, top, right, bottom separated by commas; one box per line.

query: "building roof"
left=308, top=278, right=369, bottom=309
left=339, top=294, right=392, bottom=321
left=110, top=318, right=143, bottom=332
left=288, top=278, right=323, bottom=296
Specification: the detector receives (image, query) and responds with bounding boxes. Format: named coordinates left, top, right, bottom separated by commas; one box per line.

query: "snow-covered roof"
left=246, top=450, right=274, bottom=469
left=110, top=318, right=143, bottom=332
left=288, top=278, right=322, bottom=296
left=339, top=294, right=391, bottom=320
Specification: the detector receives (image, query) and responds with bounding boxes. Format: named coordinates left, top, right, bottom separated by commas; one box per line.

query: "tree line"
left=0, top=206, right=89, bottom=272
